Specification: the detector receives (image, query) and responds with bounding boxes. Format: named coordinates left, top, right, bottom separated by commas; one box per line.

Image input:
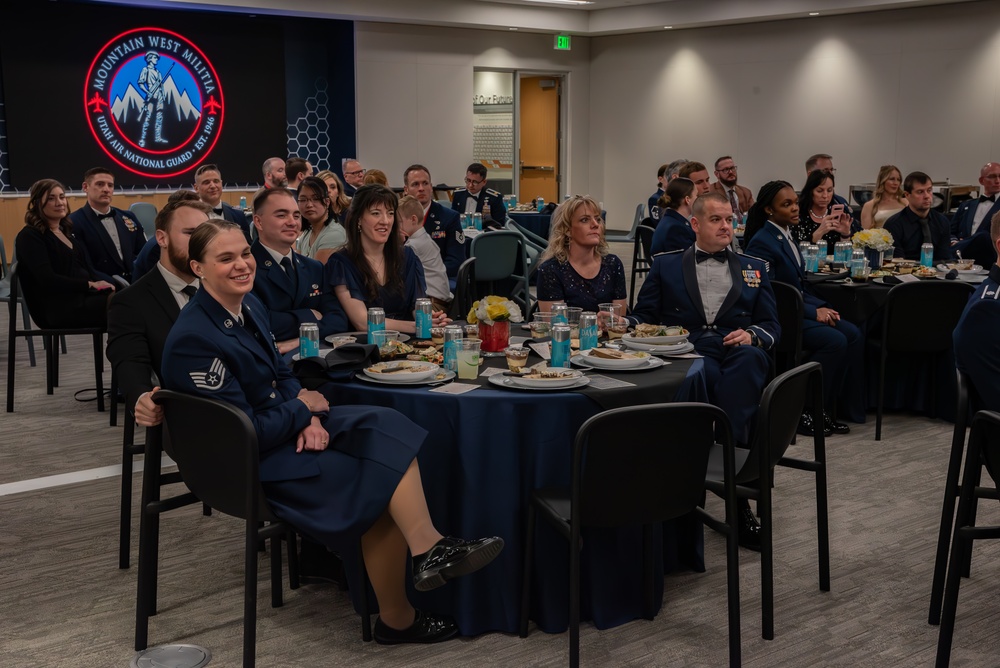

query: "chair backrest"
left=771, top=281, right=804, bottom=367
left=505, top=219, right=548, bottom=251
left=451, top=257, right=476, bottom=318
left=636, top=224, right=656, bottom=260
left=0, top=233, right=8, bottom=280
left=742, top=362, right=823, bottom=484
left=470, top=230, right=524, bottom=280
left=574, top=403, right=728, bottom=528
left=155, top=389, right=275, bottom=522
left=883, top=281, right=974, bottom=353
left=129, top=202, right=158, bottom=239
left=969, top=410, right=1000, bottom=488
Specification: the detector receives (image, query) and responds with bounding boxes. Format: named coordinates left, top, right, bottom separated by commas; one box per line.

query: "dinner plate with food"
left=939, top=261, right=984, bottom=275
left=488, top=367, right=590, bottom=390
left=624, top=324, right=689, bottom=345
left=619, top=337, right=696, bottom=355
left=572, top=348, right=667, bottom=371
left=363, top=361, right=440, bottom=383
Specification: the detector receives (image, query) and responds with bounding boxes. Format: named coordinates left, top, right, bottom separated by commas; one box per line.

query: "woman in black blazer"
left=14, top=179, right=115, bottom=328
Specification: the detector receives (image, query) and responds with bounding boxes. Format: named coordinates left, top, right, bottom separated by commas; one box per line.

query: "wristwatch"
left=748, top=330, right=760, bottom=347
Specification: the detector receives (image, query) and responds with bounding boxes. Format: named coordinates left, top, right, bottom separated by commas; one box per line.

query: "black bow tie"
left=213, top=207, right=224, bottom=215
left=696, top=249, right=728, bottom=264
left=980, top=195, right=996, bottom=203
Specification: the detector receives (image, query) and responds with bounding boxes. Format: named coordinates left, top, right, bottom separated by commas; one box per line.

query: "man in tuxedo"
left=955, top=211, right=1000, bottom=410
left=884, top=171, right=955, bottom=262
left=450, top=163, right=506, bottom=226
left=193, top=163, right=252, bottom=241
left=107, top=197, right=211, bottom=425
left=262, top=157, right=288, bottom=189
left=951, top=162, right=1000, bottom=267
left=404, top=164, right=465, bottom=278
left=710, top=156, right=755, bottom=218
left=69, top=167, right=147, bottom=285
left=250, top=188, right=348, bottom=352
left=630, top=192, right=779, bottom=549
left=342, top=158, right=365, bottom=196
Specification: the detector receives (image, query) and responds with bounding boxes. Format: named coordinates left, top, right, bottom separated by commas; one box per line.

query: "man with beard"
left=709, top=156, right=755, bottom=219
left=263, top=157, right=288, bottom=189
left=107, top=196, right=212, bottom=425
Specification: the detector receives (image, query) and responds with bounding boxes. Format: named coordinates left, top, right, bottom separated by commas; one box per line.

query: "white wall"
left=588, top=1, right=1000, bottom=224
left=354, top=22, right=590, bottom=193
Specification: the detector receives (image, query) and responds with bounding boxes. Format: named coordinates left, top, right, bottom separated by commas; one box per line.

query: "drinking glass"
left=597, top=303, right=623, bottom=333
left=531, top=313, right=554, bottom=339
left=456, top=339, right=481, bottom=380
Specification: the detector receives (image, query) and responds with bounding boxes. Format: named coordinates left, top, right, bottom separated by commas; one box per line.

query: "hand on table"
left=723, top=329, right=752, bottom=347
left=296, top=418, right=329, bottom=453
left=135, top=387, right=164, bottom=427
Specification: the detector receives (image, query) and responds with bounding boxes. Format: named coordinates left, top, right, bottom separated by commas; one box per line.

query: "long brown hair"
left=339, top=184, right=404, bottom=302
left=315, top=170, right=351, bottom=215
left=871, top=164, right=905, bottom=217
left=25, top=179, right=72, bottom=235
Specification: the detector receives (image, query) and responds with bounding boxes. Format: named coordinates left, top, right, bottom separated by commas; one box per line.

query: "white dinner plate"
left=356, top=369, right=455, bottom=386
left=622, top=332, right=689, bottom=345
left=324, top=335, right=358, bottom=347
left=338, top=331, right=411, bottom=343
left=574, top=348, right=651, bottom=369
left=487, top=374, right=591, bottom=391
left=572, top=353, right=667, bottom=372
left=620, top=338, right=695, bottom=354
left=363, top=361, right=439, bottom=382
left=505, top=368, right=584, bottom=388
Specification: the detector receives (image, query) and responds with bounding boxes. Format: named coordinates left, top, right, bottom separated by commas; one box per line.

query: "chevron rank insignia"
left=189, top=358, right=227, bottom=391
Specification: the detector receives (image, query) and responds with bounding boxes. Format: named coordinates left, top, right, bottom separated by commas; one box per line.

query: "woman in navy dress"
left=743, top=181, right=862, bottom=437
left=326, top=185, right=449, bottom=334
left=161, top=219, right=502, bottom=644
left=536, top=194, right=628, bottom=314
left=14, top=179, right=116, bottom=328
left=649, top=177, right=696, bottom=255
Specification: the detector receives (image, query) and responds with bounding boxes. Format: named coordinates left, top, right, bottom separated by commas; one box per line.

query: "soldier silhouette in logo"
left=137, top=50, right=169, bottom=147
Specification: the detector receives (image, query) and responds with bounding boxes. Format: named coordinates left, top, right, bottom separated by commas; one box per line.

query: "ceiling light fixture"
left=809, top=12, right=820, bottom=16
left=664, top=26, right=673, bottom=29
left=523, top=0, right=595, bottom=6
left=509, top=27, right=518, bottom=30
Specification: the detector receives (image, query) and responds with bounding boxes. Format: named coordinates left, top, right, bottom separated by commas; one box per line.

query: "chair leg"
left=44, top=335, right=55, bottom=395
left=244, top=519, right=259, bottom=668
left=519, top=503, right=537, bottom=638
left=110, top=372, right=118, bottom=427
left=271, top=533, right=283, bottom=608
left=93, top=333, right=105, bottom=413
left=760, top=481, right=775, bottom=641
left=725, top=497, right=742, bottom=667
left=204, top=503, right=212, bottom=516
left=876, top=349, right=886, bottom=441
left=814, top=407, right=831, bottom=593
left=358, top=543, right=372, bottom=642
left=929, top=422, right=969, bottom=624
left=6, top=320, right=16, bottom=413
left=52, top=335, right=60, bottom=388
left=642, top=524, right=654, bottom=620
left=286, top=531, right=299, bottom=590
left=569, top=524, right=581, bottom=668
left=119, top=419, right=137, bottom=569
left=60, top=334, right=68, bottom=354
left=135, top=431, right=161, bottom=649
left=960, top=464, right=983, bottom=579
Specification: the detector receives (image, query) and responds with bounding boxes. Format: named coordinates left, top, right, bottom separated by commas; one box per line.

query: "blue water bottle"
left=551, top=324, right=571, bottom=369
left=920, top=243, right=934, bottom=268
left=367, top=307, right=385, bottom=342
left=239, top=195, right=247, bottom=210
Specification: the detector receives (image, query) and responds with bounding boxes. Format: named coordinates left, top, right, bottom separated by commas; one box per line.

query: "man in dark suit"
left=249, top=188, right=348, bottom=352
left=342, top=158, right=365, bottom=196
left=404, top=164, right=465, bottom=278
left=193, top=163, right=252, bottom=241
left=69, top=167, right=147, bottom=285
left=450, top=162, right=507, bottom=226
left=107, top=197, right=212, bottom=425
left=630, top=192, right=779, bottom=549
left=955, top=211, right=1000, bottom=411
left=884, top=171, right=955, bottom=262
left=710, top=156, right=755, bottom=217
left=951, top=162, right=1000, bottom=267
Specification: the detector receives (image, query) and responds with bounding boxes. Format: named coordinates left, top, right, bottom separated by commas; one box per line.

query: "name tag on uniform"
left=743, top=267, right=761, bottom=288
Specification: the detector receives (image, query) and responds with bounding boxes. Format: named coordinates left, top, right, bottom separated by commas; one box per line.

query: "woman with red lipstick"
left=327, top=184, right=450, bottom=334
left=14, top=178, right=116, bottom=328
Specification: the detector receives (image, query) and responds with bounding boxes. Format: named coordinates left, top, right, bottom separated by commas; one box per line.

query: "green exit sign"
left=554, top=34, right=572, bottom=51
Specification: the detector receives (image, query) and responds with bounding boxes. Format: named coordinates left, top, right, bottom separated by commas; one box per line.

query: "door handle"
left=522, top=165, right=555, bottom=172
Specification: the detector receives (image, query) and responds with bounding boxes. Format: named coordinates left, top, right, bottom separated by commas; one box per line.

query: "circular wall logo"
left=84, top=27, right=224, bottom=179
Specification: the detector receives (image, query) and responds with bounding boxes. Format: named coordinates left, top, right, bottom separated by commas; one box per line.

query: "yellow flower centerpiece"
left=852, top=228, right=895, bottom=270
left=467, top=296, right=523, bottom=352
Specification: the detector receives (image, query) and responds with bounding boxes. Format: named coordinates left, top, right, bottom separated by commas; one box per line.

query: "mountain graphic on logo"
left=110, top=76, right=202, bottom=124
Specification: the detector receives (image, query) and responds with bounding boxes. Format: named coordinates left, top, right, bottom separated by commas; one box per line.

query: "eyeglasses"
left=464, top=178, right=484, bottom=186
left=297, top=196, right=326, bottom=204
left=717, top=165, right=737, bottom=173
left=344, top=169, right=365, bottom=177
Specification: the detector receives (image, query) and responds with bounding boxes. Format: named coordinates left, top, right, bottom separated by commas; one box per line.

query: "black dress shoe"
left=824, top=412, right=850, bottom=435
left=412, top=536, right=504, bottom=592
left=374, top=610, right=458, bottom=645
left=797, top=411, right=832, bottom=437
left=738, top=505, right=762, bottom=552
left=298, top=541, right=348, bottom=589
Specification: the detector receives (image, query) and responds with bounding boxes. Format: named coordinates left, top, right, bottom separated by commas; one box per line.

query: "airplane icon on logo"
left=203, top=95, right=221, bottom=115
left=87, top=93, right=107, bottom=113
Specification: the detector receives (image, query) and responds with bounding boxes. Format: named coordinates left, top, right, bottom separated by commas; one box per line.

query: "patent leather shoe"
left=738, top=505, right=762, bottom=552
left=824, top=412, right=850, bottom=435
left=797, top=411, right=832, bottom=437
left=374, top=610, right=458, bottom=645
left=412, top=536, right=504, bottom=592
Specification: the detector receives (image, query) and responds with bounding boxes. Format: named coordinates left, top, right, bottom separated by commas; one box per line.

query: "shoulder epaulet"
left=738, top=252, right=767, bottom=263
left=486, top=188, right=502, bottom=197
left=978, top=284, right=1000, bottom=300
left=653, top=249, right=683, bottom=258
left=454, top=188, right=467, bottom=194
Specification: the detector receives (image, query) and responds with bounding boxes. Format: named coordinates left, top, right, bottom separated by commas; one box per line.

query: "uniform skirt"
left=262, top=405, right=426, bottom=550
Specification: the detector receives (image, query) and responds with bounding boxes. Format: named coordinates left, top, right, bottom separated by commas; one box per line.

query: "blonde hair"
left=871, top=164, right=904, bottom=217
left=541, top=195, right=608, bottom=263
left=397, top=194, right=422, bottom=221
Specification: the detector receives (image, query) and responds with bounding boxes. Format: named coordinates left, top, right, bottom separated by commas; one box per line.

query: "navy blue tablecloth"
left=508, top=211, right=551, bottom=239
left=320, top=356, right=707, bottom=635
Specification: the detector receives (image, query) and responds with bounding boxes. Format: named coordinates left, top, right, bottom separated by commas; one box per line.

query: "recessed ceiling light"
left=523, top=0, right=595, bottom=5
left=664, top=26, right=673, bottom=29
left=809, top=12, right=820, bottom=16
left=509, top=27, right=518, bottom=30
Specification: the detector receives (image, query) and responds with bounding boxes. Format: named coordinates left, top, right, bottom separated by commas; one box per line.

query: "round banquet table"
left=319, top=353, right=708, bottom=636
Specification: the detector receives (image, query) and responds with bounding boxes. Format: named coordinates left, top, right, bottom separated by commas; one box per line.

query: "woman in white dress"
left=861, top=165, right=908, bottom=229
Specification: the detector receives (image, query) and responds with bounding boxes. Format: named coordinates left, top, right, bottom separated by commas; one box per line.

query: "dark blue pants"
left=803, top=317, right=863, bottom=412
left=695, top=337, right=771, bottom=445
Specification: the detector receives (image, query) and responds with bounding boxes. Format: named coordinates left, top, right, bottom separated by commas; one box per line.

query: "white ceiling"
left=129, top=0, right=983, bottom=35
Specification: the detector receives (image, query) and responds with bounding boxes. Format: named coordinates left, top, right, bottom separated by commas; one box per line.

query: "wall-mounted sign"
left=554, top=35, right=571, bottom=51
left=84, top=27, right=223, bottom=178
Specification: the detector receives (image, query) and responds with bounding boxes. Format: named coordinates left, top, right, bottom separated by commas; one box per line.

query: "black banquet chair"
left=6, top=262, right=106, bottom=413
left=135, top=390, right=359, bottom=668
left=519, top=403, right=742, bottom=668
left=770, top=281, right=805, bottom=376
left=872, top=281, right=974, bottom=440
left=628, top=222, right=656, bottom=310
left=704, top=361, right=830, bottom=641
left=935, top=410, right=1000, bottom=667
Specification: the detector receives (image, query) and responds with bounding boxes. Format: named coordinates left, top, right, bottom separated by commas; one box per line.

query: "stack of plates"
left=572, top=348, right=667, bottom=371
left=620, top=335, right=694, bottom=355
left=363, top=361, right=439, bottom=383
